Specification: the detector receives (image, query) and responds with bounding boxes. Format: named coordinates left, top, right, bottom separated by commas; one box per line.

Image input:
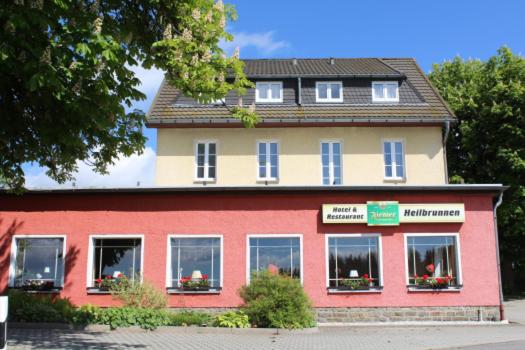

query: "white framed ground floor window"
left=246, top=234, right=303, bottom=283
left=404, top=233, right=462, bottom=289
left=9, top=235, right=66, bottom=290
left=166, top=235, right=223, bottom=291
left=86, top=234, right=144, bottom=289
left=325, top=234, right=383, bottom=291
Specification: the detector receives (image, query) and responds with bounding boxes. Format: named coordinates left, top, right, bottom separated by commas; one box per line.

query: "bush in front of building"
left=239, top=270, right=316, bottom=329
left=109, top=276, right=167, bottom=309
left=7, top=289, right=77, bottom=323
left=214, top=311, right=250, bottom=328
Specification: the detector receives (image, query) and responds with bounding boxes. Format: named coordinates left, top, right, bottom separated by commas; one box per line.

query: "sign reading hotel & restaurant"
left=322, top=203, right=465, bottom=225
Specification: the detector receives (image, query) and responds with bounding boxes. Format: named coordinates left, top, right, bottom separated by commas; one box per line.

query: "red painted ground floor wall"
left=0, top=190, right=500, bottom=309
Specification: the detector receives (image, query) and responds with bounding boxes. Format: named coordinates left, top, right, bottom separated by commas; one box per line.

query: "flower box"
left=178, top=286, right=211, bottom=292
left=334, top=285, right=371, bottom=291
left=21, top=280, right=57, bottom=292
left=412, top=284, right=450, bottom=290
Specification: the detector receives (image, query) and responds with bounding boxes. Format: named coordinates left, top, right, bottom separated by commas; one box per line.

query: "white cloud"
left=25, top=147, right=156, bottom=189
left=221, top=31, right=290, bottom=55
left=131, top=65, right=164, bottom=98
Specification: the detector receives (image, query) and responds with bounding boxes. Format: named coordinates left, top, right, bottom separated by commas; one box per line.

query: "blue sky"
left=25, top=0, right=525, bottom=187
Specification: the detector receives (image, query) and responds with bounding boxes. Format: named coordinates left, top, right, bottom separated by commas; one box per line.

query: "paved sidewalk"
left=7, top=324, right=525, bottom=350
left=505, top=298, right=525, bottom=324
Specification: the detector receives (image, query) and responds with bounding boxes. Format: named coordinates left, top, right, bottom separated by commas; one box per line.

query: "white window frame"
left=382, top=138, right=406, bottom=181
left=165, top=234, right=224, bottom=289
left=86, top=234, right=145, bottom=288
left=372, top=81, right=399, bottom=102
left=320, top=140, right=343, bottom=186
left=194, top=140, right=218, bottom=182
left=403, top=233, right=463, bottom=287
left=246, top=234, right=304, bottom=284
left=256, top=140, right=279, bottom=182
left=324, top=234, right=383, bottom=290
left=9, top=235, right=67, bottom=288
left=315, top=81, right=343, bottom=103
left=255, top=82, right=283, bottom=103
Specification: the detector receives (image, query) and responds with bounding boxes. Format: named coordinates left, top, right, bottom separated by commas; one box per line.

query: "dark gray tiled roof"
left=238, top=58, right=404, bottom=77
left=147, top=58, right=455, bottom=125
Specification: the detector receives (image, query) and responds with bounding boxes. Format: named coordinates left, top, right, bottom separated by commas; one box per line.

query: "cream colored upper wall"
left=156, top=126, right=446, bottom=186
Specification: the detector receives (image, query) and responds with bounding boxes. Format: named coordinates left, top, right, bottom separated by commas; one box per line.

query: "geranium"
left=179, top=274, right=210, bottom=289
left=425, top=264, right=435, bottom=273
left=96, top=274, right=129, bottom=290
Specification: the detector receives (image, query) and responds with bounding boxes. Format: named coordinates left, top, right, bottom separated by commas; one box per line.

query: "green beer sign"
left=367, top=201, right=399, bottom=226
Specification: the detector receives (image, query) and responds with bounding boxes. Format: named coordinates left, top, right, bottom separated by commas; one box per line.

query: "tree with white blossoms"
left=0, top=0, right=258, bottom=190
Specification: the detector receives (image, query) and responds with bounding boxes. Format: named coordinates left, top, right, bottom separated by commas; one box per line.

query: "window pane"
left=373, top=84, right=384, bottom=99
left=270, top=154, right=278, bottom=168
left=318, top=84, right=328, bottom=99
left=385, top=165, right=392, bottom=178
left=14, top=238, right=64, bottom=287
left=333, top=166, right=341, bottom=184
left=258, top=143, right=266, bottom=157
left=270, top=165, right=278, bottom=178
left=208, top=166, right=216, bottom=179
left=94, top=239, right=141, bottom=281
left=208, top=143, right=216, bottom=155
left=394, top=142, right=403, bottom=154
left=249, top=238, right=301, bottom=278
left=270, top=143, right=278, bottom=155
left=328, top=237, right=380, bottom=288
left=386, top=84, right=397, bottom=99
left=171, top=238, right=221, bottom=287
left=332, top=142, right=341, bottom=155
left=330, top=83, right=341, bottom=99
left=258, top=84, right=268, bottom=99
left=321, top=142, right=329, bottom=155
left=208, top=154, right=216, bottom=167
left=197, top=143, right=205, bottom=156
left=259, top=164, right=266, bottom=178
left=406, top=236, right=458, bottom=286
left=197, top=166, right=204, bottom=178
left=396, top=165, right=404, bottom=178
left=322, top=166, right=330, bottom=185
left=270, top=84, right=281, bottom=100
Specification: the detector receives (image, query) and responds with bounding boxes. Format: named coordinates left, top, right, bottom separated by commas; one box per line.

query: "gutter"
left=443, top=120, right=450, bottom=183
left=493, top=191, right=505, bottom=321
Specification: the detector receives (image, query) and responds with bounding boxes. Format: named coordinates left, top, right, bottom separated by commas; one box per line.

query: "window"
left=383, top=140, right=405, bottom=180
left=257, top=141, right=279, bottom=181
left=372, top=81, right=399, bottom=102
left=195, top=141, right=216, bottom=181
left=11, top=237, right=65, bottom=288
left=169, top=236, right=222, bottom=289
left=321, top=141, right=342, bottom=185
left=255, top=82, right=283, bottom=103
left=89, top=237, right=142, bottom=287
left=406, top=235, right=461, bottom=287
left=327, top=235, right=382, bottom=289
left=316, top=82, right=343, bottom=102
left=248, top=236, right=302, bottom=281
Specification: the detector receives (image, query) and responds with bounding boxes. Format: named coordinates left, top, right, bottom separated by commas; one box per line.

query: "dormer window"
left=316, top=82, right=343, bottom=103
left=372, top=81, right=399, bottom=102
left=256, top=82, right=283, bottom=103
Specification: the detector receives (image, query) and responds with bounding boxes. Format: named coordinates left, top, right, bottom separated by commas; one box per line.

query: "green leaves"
left=0, top=0, right=253, bottom=190
left=429, top=47, right=525, bottom=290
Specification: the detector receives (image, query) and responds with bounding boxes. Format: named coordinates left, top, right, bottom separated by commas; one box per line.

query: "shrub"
left=167, top=311, right=212, bottom=326
left=7, top=289, right=77, bottom=323
left=239, top=270, right=315, bottom=329
left=110, top=276, right=167, bottom=309
left=215, top=311, right=250, bottom=328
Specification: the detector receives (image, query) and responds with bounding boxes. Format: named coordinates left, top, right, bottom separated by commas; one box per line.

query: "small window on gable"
left=316, top=82, right=343, bottom=102
left=372, top=82, right=399, bottom=102
left=256, top=82, right=283, bottom=103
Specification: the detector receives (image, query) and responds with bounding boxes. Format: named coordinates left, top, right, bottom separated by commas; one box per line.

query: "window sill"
left=256, top=179, right=279, bottom=184
left=167, top=287, right=221, bottom=295
left=9, top=287, right=62, bottom=294
left=193, top=179, right=216, bottom=184
left=407, top=285, right=462, bottom=293
left=383, top=177, right=406, bottom=183
left=86, top=288, right=112, bottom=295
left=327, top=287, right=383, bottom=294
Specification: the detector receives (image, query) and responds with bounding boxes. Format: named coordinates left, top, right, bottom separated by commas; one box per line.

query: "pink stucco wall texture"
left=0, top=190, right=500, bottom=309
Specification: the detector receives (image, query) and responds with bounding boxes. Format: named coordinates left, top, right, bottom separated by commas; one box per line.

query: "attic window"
left=256, top=82, right=283, bottom=103
left=372, top=82, right=399, bottom=102
left=316, top=82, right=343, bottom=103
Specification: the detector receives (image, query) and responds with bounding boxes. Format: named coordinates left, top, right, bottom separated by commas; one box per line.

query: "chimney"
left=292, top=58, right=297, bottom=65
left=330, top=57, right=335, bottom=65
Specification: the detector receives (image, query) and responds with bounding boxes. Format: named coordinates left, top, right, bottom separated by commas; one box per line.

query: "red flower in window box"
left=425, top=264, right=435, bottom=273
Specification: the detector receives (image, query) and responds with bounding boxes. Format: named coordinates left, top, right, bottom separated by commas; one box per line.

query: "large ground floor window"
left=327, top=234, right=382, bottom=289
left=406, top=234, right=461, bottom=287
left=248, top=236, right=302, bottom=280
left=11, top=236, right=65, bottom=289
left=169, top=236, right=222, bottom=289
left=89, top=236, right=143, bottom=288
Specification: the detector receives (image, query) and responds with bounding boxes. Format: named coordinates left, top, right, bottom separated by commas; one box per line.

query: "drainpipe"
left=493, top=191, right=505, bottom=321
left=442, top=120, right=450, bottom=184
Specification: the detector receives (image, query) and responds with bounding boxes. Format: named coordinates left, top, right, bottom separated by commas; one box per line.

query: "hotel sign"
left=322, top=203, right=464, bottom=225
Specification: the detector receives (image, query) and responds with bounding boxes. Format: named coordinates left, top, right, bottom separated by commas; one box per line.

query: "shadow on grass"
left=8, top=329, right=147, bottom=349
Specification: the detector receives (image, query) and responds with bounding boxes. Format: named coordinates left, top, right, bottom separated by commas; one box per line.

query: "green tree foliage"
left=429, top=47, right=525, bottom=290
left=0, top=0, right=255, bottom=190
left=239, top=271, right=316, bottom=329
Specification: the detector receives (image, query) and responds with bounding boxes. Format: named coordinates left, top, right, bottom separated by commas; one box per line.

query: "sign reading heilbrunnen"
left=322, top=202, right=465, bottom=225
